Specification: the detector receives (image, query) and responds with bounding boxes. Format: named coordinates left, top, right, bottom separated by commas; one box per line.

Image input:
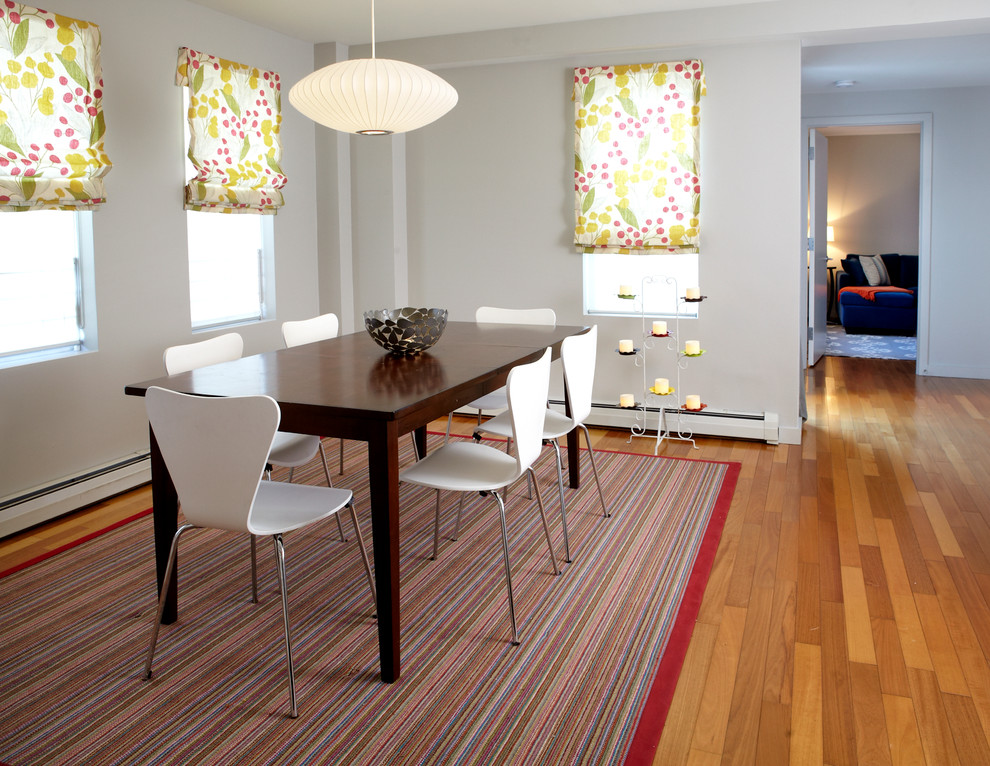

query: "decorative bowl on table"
left=363, top=307, right=448, bottom=355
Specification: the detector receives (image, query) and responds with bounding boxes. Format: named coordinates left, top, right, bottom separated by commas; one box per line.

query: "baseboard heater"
left=546, top=399, right=779, bottom=444
left=0, top=453, right=151, bottom=539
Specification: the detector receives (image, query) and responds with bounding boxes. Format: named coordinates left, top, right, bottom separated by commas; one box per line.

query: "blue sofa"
left=837, top=253, right=918, bottom=335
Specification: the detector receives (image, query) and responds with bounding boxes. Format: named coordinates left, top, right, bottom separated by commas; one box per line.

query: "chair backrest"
left=475, top=306, right=556, bottom=326
left=561, top=325, right=597, bottom=424
left=145, top=387, right=279, bottom=533
left=163, top=332, right=244, bottom=375
left=505, top=347, right=553, bottom=475
left=282, top=312, right=339, bottom=348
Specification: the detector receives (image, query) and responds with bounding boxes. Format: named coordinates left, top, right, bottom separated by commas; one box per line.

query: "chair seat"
left=400, top=441, right=519, bottom=492
left=269, top=432, right=322, bottom=467
left=479, top=407, right=576, bottom=442
left=465, top=387, right=507, bottom=412
left=249, top=482, right=354, bottom=536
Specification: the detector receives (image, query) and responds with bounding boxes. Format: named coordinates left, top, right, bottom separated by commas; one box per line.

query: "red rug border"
left=0, top=507, right=153, bottom=581
left=623, top=458, right=741, bottom=764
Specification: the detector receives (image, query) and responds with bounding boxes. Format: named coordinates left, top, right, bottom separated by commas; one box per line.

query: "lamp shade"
left=289, top=57, right=458, bottom=135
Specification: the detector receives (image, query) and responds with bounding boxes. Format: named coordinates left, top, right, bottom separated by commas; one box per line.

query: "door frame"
left=800, top=112, right=933, bottom=376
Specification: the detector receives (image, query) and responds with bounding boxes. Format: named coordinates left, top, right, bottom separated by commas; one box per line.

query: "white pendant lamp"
left=289, top=0, right=457, bottom=136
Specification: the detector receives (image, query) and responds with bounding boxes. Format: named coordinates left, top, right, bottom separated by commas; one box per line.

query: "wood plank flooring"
left=3, top=354, right=989, bottom=764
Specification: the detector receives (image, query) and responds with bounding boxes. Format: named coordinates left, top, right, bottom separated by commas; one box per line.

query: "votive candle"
left=685, top=287, right=701, bottom=300
left=685, top=394, right=701, bottom=410
left=619, top=393, right=635, bottom=408
left=655, top=377, right=669, bottom=394
left=619, top=339, right=634, bottom=353
left=685, top=340, right=700, bottom=355
left=619, top=284, right=633, bottom=296
left=652, top=320, right=667, bottom=335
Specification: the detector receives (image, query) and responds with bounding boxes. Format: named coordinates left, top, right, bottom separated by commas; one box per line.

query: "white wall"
left=827, top=133, right=921, bottom=260
left=804, top=86, right=990, bottom=379
left=0, top=0, right=321, bottom=517
left=345, top=40, right=805, bottom=443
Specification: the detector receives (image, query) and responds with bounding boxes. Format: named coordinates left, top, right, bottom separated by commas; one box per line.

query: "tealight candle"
left=685, top=394, right=701, bottom=410
left=619, top=339, right=634, bottom=353
left=685, top=340, right=700, bottom=355
left=652, top=320, right=667, bottom=335
left=619, top=393, right=635, bottom=408
left=619, top=284, right=633, bottom=296
left=655, top=377, right=669, bottom=394
left=686, top=287, right=701, bottom=300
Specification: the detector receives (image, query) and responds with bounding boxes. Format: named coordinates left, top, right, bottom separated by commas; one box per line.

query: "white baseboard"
left=454, top=402, right=781, bottom=444
left=0, top=454, right=150, bottom=539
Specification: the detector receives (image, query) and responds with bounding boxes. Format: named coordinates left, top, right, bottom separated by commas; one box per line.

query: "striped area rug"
left=0, top=434, right=737, bottom=766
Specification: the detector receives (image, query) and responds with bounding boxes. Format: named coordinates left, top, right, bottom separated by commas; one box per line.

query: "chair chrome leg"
left=348, top=504, right=377, bottom=616
left=287, top=467, right=295, bottom=482
left=547, top=439, right=571, bottom=563
left=431, top=489, right=443, bottom=560
left=273, top=534, right=298, bottom=719
left=144, top=523, right=195, bottom=680
left=319, top=441, right=346, bottom=542
left=444, top=412, right=454, bottom=443
left=490, top=490, right=519, bottom=645
left=529, top=467, right=560, bottom=576
left=579, top=424, right=610, bottom=518
left=250, top=534, right=259, bottom=603
left=452, top=493, right=466, bottom=540
left=338, top=437, right=345, bottom=474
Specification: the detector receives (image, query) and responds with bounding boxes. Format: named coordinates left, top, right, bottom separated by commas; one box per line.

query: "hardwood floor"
left=3, top=354, right=989, bottom=764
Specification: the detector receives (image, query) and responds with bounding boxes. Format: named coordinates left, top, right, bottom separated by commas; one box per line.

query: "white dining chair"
left=142, top=387, right=377, bottom=719
left=282, top=313, right=346, bottom=474
left=400, top=347, right=560, bottom=646
left=164, top=332, right=345, bottom=546
left=473, top=325, right=609, bottom=563
left=444, top=306, right=557, bottom=441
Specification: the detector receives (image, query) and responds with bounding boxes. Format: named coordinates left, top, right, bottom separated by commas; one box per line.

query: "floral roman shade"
left=0, top=3, right=112, bottom=211
left=574, top=61, right=705, bottom=253
left=176, top=47, right=286, bottom=214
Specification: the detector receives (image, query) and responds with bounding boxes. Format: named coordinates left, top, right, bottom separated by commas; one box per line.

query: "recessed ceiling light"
left=832, top=79, right=857, bottom=88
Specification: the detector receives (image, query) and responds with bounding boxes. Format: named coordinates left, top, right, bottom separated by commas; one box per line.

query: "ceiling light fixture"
left=288, top=0, right=458, bottom=136
left=832, top=79, right=857, bottom=88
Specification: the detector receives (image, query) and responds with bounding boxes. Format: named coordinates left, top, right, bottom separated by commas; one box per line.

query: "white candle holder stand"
left=614, top=275, right=708, bottom=453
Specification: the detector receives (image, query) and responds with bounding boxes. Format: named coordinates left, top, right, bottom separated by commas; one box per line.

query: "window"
left=0, top=210, right=96, bottom=365
left=176, top=47, right=286, bottom=331
left=180, top=86, right=275, bottom=330
left=186, top=211, right=273, bottom=329
left=583, top=252, right=698, bottom=318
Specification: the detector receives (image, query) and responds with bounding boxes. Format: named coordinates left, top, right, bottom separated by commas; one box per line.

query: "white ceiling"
left=185, top=0, right=762, bottom=45
left=185, top=0, right=990, bottom=95
left=801, top=33, right=990, bottom=94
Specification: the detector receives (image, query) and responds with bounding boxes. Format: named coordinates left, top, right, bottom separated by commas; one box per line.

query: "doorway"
left=801, top=113, right=932, bottom=374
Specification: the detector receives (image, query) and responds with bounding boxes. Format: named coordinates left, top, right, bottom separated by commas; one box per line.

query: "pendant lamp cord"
left=370, top=0, right=376, bottom=59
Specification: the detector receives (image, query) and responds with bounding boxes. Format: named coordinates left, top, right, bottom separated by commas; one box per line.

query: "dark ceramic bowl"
left=363, top=307, right=448, bottom=355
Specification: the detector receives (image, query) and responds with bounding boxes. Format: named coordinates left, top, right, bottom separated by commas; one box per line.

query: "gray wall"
left=805, top=86, right=990, bottom=378
left=0, top=0, right=321, bottom=507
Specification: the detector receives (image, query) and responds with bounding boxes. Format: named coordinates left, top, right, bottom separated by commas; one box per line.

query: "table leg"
left=564, top=392, right=581, bottom=489
left=150, top=426, right=179, bottom=624
left=367, top=422, right=401, bottom=682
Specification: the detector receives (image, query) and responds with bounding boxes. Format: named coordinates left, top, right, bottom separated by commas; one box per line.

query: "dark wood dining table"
left=124, top=320, right=589, bottom=683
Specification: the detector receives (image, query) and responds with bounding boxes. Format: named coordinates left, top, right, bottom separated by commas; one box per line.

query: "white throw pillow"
left=859, top=255, right=890, bottom=286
